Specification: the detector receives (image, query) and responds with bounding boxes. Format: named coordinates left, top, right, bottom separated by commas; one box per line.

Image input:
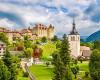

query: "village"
left=0, top=0, right=100, bottom=80
left=0, top=20, right=96, bottom=80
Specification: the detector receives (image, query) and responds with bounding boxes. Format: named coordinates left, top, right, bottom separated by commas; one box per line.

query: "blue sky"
left=0, top=0, right=100, bottom=36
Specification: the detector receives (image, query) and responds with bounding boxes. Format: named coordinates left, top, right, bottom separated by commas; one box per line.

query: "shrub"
left=23, top=72, right=29, bottom=77
left=85, top=71, right=89, bottom=77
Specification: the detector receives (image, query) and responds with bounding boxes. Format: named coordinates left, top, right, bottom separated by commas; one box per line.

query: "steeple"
left=69, top=18, right=79, bottom=35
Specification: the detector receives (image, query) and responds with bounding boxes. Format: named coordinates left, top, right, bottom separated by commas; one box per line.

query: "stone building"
left=68, top=20, right=80, bottom=58
left=0, top=23, right=54, bottom=44
left=32, top=23, right=54, bottom=39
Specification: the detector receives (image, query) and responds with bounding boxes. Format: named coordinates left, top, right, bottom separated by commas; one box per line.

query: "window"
left=71, top=36, right=75, bottom=41
left=73, top=36, right=75, bottom=41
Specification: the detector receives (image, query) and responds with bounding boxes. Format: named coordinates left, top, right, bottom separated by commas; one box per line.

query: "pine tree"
left=52, top=53, right=66, bottom=80
left=3, top=49, right=13, bottom=68
left=3, top=49, right=18, bottom=80
left=59, top=34, right=70, bottom=66
left=0, top=59, right=10, bottom=80
left=52, top=34, right=72, bottom=80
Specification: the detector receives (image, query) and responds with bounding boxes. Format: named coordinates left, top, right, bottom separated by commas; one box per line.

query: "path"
left=21, top=61, right=36, bottom=80
left=24, top=63, right=36, bottom=80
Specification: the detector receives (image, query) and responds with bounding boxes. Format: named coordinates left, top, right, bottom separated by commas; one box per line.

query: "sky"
left=0, top=0, right=100, bottom=36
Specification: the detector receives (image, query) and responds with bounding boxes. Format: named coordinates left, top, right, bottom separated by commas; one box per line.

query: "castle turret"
left=47, top=24, right=54, bottom=39
left=68, top=19, right=80, bottom=58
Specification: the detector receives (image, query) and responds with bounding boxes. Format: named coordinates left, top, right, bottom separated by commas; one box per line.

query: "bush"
left=89, top=49, right=100, bottom=80
left=77, top=56, right=84, bottom=63
left=41, top=37, right=47, bottom=43
left=45, top=62, right=50, bottom=67
left=74, top=59, right=78, bottom=65
left=85, top=71, right=89, bottom=77
left=23, top=72, right=29, bottom=77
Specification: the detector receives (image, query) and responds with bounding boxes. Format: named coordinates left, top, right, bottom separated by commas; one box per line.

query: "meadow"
left=29, top=61, right=91, bottom=80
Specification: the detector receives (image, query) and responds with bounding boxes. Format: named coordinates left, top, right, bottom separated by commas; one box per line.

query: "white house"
left=0, top=41, right=6, bottom=57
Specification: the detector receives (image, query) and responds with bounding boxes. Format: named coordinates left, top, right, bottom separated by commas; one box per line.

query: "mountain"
left=86, top=30, right=100, bottom=42
left=80, top=36, right=88, bottom=42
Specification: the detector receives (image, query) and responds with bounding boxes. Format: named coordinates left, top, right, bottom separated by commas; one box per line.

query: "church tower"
left=68, top=19, right=80, bottom=58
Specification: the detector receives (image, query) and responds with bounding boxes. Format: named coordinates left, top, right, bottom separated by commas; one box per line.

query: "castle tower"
left=68, top=19, right=80, bottom=58
left=47, top=24, right=54, bottom=39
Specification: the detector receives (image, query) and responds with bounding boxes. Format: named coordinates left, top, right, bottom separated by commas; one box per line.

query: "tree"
left=24, top=35, right=33, bottom=48
left=56, top=40, right=61, bottom=49
left=3, top=49, right=18, bottom=80
left=24, top=48, right=33, bottom=58
left=52, top=35, right=58, bottom=42
left=71, top=65, right=79, bottom=79
left=52, top=53, right=66, bottom=80
left=9, top=64, right=17, bottom=80
left=52, top=34, right=72, bottom=80
left=0, top=59, right=10, bottom=80
left=0, top=33, right=9, bottom=44
left=89, top=49, right=100, bottom=80
left=16, top=41, right=24, bottom=51
left=3, top=49, right=13, bottom=67
left=93, top=40, right=100, bottom=51
left=59, top=34, right=71, bottom=66
left=33, top=47, right=43, bottom=59
left=41, top=37, right=47, bottom=43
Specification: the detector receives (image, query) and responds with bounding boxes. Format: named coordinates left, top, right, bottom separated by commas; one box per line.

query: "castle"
left=32, top=23, right=54, bottom=39
left=0, top=23, right=54, bottom=43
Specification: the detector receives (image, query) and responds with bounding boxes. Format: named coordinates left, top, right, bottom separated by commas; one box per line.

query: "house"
left=80, top=46, right=91, bottom=59
left=0, top=41, right=6, bottom=57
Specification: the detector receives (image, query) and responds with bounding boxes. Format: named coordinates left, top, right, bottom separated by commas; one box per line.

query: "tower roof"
left=69, top=19, right=79, bottom=35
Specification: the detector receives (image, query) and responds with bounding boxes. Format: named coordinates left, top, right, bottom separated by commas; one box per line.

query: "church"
left=68, top=20, right=91, bottom=58
left=68, top=19, right=80, bottom=58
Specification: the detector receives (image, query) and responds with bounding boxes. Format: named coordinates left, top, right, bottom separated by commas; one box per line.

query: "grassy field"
left=29, top=61, right=91, bottom=80
left=39, top=41, right=56, bottom=58
left=30, top=65, right=53, bottom=80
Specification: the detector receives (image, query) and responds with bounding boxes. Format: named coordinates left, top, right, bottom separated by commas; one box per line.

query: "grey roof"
left=69, top=19, right=79, bottom=35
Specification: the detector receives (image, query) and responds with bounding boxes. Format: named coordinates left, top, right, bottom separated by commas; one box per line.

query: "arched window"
left=71, top=36, right=75, bottom=41
left=73, top=36, right=75, bottom=41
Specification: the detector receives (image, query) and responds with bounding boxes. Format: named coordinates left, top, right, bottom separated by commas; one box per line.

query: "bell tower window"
left=71, top=36, right=75, bottom=41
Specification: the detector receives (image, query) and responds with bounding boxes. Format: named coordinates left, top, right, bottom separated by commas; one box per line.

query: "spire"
left=69, top=18, right=79, bottom=35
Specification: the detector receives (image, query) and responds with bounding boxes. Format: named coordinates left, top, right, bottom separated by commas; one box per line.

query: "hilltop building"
left=0, top=23, right=54, bottom=43
left=32, top=23, right=54, bottom=39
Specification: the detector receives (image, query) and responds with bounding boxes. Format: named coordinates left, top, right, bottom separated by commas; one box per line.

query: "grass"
left=39, top=41, right=56, bottom=58
left=30, top=65, right=53, bottom=80
left=78, top=61, right=89, bottom=71
left=30, top=61, right=92, bottom=80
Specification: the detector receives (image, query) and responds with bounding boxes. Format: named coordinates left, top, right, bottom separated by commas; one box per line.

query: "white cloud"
left=0, top=0, right=99, bottom=36
left=0, top=18, right=15, bottom=29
